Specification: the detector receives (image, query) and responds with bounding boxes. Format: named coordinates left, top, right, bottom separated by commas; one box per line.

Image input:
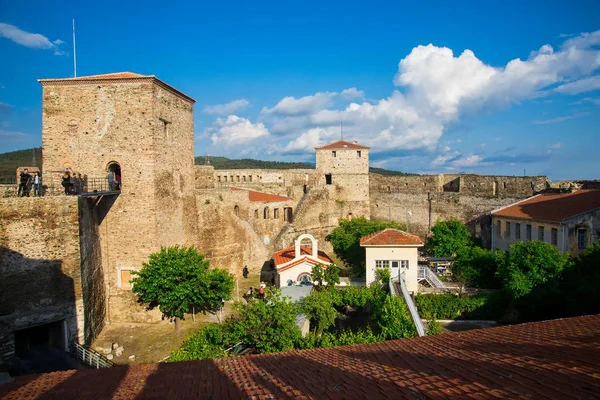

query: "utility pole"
left=72, top=19, right=77, bottom=77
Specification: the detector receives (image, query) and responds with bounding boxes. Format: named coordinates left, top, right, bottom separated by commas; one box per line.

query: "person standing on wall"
left=18, top=168, right=32, bottom=197
left=62, top=171, right=72, bottom=195
left=33, top=171, right=41, bottom=197
left=107, top=170, right=115, bottom=191
left=243, top=265, right=249, bottom=278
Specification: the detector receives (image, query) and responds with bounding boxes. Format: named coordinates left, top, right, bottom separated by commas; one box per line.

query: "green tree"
left=375, top=268, right=391, bottom=286
left=228, top=288, right=301, bottom=354
left=373, top=295, right=416, bottom=339
left=326, top=217, right=406, bottom=275
left=311, top=263, right=326, bottom=287
left=452, top=246, right=500, bottom=291
left=300, top=290, right=337, bottom=335
left=132, top=246, right=234, bottom=332
left=426, top=219, right=475, bottom=257
left=495, top=241, right=571, bottom=299
left=324, top=264, right=341, bottom=287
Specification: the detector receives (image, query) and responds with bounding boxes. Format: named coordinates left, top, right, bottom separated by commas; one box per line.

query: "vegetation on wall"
left=132, top=246, right=234, bottom=332
left=326, top=217, right=407, bottom=275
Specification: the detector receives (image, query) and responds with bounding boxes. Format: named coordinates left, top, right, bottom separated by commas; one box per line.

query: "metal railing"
left=393, top=275, right=426, bottom=337
left=418, top=266, right=446, bottom=289
left=71, top=342, right=115, bottom=369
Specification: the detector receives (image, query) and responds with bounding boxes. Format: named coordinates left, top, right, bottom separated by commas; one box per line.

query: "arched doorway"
left=106, top=161, right=121, bottom=191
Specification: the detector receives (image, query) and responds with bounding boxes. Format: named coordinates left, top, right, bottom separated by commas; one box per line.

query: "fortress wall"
left=370, top=191, right=521, bottom=239
left=194, top=165, right=215, bottom=189
left=458, top=175, right=548, bottom=197
left=370, top=174, right=442, bottom=194
left=192, top=189, right=294, bottom=276
left=214, top=169, right=318, bottom=187
left=0, top=197, right=85, bottom=370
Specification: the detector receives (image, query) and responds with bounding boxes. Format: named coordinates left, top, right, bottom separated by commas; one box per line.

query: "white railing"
left=391, top=276, right=426, bottom=337
left=72, top=342, right=115, bottom=369
left=418, top=266, right=446, bottom=289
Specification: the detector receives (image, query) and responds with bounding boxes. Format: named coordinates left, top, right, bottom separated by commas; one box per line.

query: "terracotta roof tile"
left=45, top=72, right=150, bottom=81
left=38, top=72, right=196, bottom=103
left=230, top=187, right=292, bottom=202
left=492, top=189, right=600, bottom=222
left=273, top=245, right=333, bottom=266
left=2, top=315, right=600, bottom=399
left=315, top=140, right=369, bottom=150
left=360, top=228, right=424, bottom=246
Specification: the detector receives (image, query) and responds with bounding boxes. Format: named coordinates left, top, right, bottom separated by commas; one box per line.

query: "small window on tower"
left=357, top=151, right=361, bottom=158
left=332, top=151, right=336, bottom=158
left=325, top=174, right=332, bottom=185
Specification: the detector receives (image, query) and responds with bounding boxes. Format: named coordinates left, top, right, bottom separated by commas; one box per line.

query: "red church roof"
left=273, top=245, right=333, bottom=267
left=2, top=314, right=600, bottom=399
left=360, top=228, right=424, bottom=246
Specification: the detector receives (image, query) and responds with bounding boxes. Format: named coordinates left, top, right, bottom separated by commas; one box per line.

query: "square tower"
left=315, top=140, right=370, bottom=220
left=39, top=72, right=196, bottom=321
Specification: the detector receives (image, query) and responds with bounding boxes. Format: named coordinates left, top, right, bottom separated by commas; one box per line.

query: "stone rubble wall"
left=0, top=197, right=84, bottom=371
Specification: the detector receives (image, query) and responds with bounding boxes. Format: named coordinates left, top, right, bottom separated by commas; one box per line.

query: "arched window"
left=234, top=205, right=239, bottom=216
left=106, top=161, right=121, bottom=191
left=298, top=273, right=312, bottom=284
left=264, top=207, right=269, bottom=219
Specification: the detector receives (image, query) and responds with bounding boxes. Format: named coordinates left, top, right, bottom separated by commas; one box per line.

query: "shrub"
left=373, top=295, right=416, bottom=339
left=414, top=292, right=507, bottom=320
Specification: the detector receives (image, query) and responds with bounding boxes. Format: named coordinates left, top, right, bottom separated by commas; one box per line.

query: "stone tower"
left=39, top=72, right=196, bottom=321
left=315, top=140, right=370, bottom=221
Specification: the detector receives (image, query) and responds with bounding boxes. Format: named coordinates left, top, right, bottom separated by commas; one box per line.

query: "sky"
left=0, top=0, right=599, bottom=180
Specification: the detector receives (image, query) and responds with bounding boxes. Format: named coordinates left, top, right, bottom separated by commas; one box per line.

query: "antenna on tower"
left=206, top=154, right=211, bottom=165
left=72, top=19, right=77, bottom=77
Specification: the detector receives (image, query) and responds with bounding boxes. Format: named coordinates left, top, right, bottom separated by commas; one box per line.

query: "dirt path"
left=91, top=274, right=262, bottom=365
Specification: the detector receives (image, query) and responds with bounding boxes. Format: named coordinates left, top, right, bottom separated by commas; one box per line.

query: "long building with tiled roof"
left=490, top=189, right=600, bottom=254
left=2, top=314, right=600, bottom=399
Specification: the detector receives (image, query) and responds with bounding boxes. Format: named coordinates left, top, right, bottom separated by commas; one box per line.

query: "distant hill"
left=194, top=156, right=315, bottom=170
left=195, top=155, right=411, bottom=175
left=0, top=148, right=42, bottom=182
left=0, top=149, right=409, bottom=182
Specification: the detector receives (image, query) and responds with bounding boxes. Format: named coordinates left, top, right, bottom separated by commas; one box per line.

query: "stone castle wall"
left=0, top=197, right=85, bottom=370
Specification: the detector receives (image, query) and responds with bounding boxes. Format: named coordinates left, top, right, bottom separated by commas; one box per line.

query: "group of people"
left=61, top=170, right=83, bottom=195
left=245, top=284, right=266, bottom=301
left=107, top=166, right=121, bottom=191
left=18, top=168, right=42, bottom=197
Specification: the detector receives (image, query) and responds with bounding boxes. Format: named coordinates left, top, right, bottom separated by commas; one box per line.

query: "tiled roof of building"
left=273, top=245, right=333, bottom=267
left=360, top=228, right=424, bottom=246
left=2, top=314, right=600, bottom=399
left=38, top=72, right=196, bottom=103
left=315, top=140, right=370, bottom=150
left=492, top=189, right=600, bottom=222
left=42, top=72, right=150, bottom=80
left=230, top=187, right=292, bottom=202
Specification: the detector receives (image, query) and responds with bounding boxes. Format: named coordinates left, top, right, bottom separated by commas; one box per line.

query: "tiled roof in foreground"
left=360, top=228, right=424, bottom=246
left=2, top=314, right=600, bottom=399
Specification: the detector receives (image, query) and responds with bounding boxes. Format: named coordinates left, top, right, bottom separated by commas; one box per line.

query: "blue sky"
left=0, top=0, right=599, bottom=180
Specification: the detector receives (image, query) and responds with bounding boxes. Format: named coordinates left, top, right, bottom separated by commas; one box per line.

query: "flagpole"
left=72, top=19, right=77, bottom=77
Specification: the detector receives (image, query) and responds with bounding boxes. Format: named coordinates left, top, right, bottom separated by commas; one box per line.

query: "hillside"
left=0, top=148, right=42, bottom=182
left=0, top=148, right=409, bottom=182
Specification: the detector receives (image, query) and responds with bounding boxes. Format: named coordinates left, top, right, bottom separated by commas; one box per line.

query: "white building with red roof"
left=272, top=234, right=333, bottom=287
left=490, top=189, right=600, bottom=254
left=360, top=228, right=424, bottom=291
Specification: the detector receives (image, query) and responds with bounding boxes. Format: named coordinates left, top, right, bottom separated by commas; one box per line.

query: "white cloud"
left=262, top=92, right=337, bottom=116
left=555, top=76, right=600, bottom=94
left=203, top=99, right=250, bottom=115
left=451, top=155, right=483, bottom=168
left=206, top=115, right=269, bottom=147
left=533, top=113, right=590, bottom=124
left=202, top=30, right=600, bottom=168
left=0, top=22, right=66, bottom=56
left=340, top=88, right=365, bottom=100
left=0, top=130, right=31, bottom=141
left=548, top=142, right=563, bottom=150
